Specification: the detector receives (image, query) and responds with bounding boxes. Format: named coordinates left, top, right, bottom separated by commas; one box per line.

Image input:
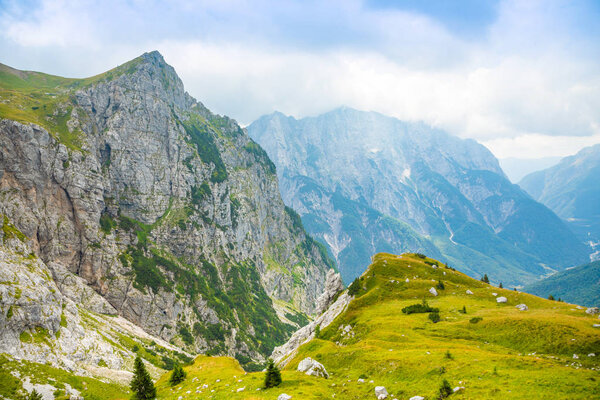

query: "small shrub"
left=402, top=300, right=439, bottom=315
left=548, top=295, right=555, bottom=301
left=263, top=359, right=282, bottom=389
left=458, top=306, right=467, bottom=314
left=436, top=280, right=445, bottom=290
left=444, top=350, right=453, bottom=360
left=470, top=317, right=482, bottom=324
left=27, top=390, right=43, bottom=400
left=429, top=311, right=441, bottom=323
left=348, top=278, right=362, bottom=296
left=169, top=364, right=187, bottom=386
left=414, top=253, right=427, bottom=259
left=314, top=325, right=321, bottom=339
left=438, top=379, right=453, bottom=399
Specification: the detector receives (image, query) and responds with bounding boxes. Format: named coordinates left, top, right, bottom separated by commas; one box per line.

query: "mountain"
left=146, top=253, right=600, bottom=399
left=248, top=108, right=589, bottom=286
left=0, top=51, right=335, bottom=371
left=524, top=261, right=600, bottom=307
left=520, top=144, right=600, bottom=260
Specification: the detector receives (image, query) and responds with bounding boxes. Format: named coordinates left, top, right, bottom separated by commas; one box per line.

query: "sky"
left=1, top=0, right=599, bottom=172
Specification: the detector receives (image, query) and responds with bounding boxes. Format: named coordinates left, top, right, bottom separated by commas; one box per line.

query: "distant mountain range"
left=248, top=108, right=590, bottom=285
left=520, top=144, right=600, bottom=260
left=524, top=261, right=600, bottom=307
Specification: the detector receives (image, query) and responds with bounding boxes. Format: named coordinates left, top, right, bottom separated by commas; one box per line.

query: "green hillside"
left=152, top=253, right=600, bottom=399
left=524, top=261, right=600, bottom=307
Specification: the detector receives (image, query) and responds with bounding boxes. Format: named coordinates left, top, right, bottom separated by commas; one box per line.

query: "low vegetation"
left=150, top=253, right=600, bottom=399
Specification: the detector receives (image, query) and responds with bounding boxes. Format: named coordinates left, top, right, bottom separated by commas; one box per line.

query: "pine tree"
left=130, top=356, right=156, bottom=399
left=263, top=359, right=282, bottom=389
left=27, top=390, right=43, bottom=400
left=460, top=305, right=467, bottom=314
left=481, top=274, right=489, bottom=284
left=438, top=379, right=453, bottom=399
left=169, top=363, right=187, bottom=386
left=499, top=282, right=503, bottom=288
left=548, top=294, right=555, bottom=301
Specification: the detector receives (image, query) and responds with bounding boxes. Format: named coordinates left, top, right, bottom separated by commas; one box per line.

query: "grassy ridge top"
left=0, top=56, right=144, bottom=150
left=157, top=253, right=600, bottom=399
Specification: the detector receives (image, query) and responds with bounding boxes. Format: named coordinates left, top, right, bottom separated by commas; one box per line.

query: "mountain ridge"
left=0, top=51, right=335, bottom=370
left=248, top=108, right=589, bottom=286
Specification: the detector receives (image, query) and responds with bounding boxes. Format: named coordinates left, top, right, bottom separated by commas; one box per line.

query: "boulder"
left=492, top=293, right=498, bottom=296
left=466, top=290, right=473, bottom=295
left=409, top=397, right=425, bottom=400
left=374, top=386, right=388, bottom=399
left=593, top=324, right=600, bottom=328
left=573, top=354, right=579, bottom=359
left=297, top=357, right=329, bottom=378
left=429, top=287, right=438, bottom=296
left=496, top=297, right=507, bottom=303
left=585, top=307, right=600, bottom=315
left=515, top=304, right=528, bottom=311
left=453, top=386, right=465, bottom=393
left=278, top=394, right=292, bottom=400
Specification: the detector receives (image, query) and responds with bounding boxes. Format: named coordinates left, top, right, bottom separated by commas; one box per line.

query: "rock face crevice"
left=0, top=51, right=333, bottom=363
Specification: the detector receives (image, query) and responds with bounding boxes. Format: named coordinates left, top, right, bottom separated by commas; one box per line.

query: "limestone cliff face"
left=0, top=51, right=333, bottom=365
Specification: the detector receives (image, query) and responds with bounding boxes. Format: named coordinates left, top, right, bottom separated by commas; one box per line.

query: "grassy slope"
left=155, top=253, right=600, bottom=399
left=524, top=261, right=600, bottom=307
left=0, top=57, right=142, bottom=151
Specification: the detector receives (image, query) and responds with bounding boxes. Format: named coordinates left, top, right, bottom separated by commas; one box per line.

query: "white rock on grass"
left=585, top=307, right=600, bottom=315
left=496, top=297, right=507, bottom=303
left=236, top=387, right=245, bottom=392
left=573, top=354, right=579, bottom=359
left=588, top=353, right=596, bottom=357
left=453, top=386, right=465, bottom=393
left=515, top=304, right=528, bottom=311
left=492, top=293, right=498, bottom=296
left=466, top=290, right=473, bottom=295
left=278, top=394, right=292, bottom=400
left=374, top=386, right=388, bottom=399
left=429, top=287, right=438, bottom=296
left=592, top=324, right=600, bottom=328
left=297, top=357, right=329, bottom=378
left=409, top=396, right=425, bottom=400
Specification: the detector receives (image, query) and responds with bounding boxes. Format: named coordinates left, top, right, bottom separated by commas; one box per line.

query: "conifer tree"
left=27, top=390, right=43, bottom=400
left=438, top=379, right=453, bottom=399
left=130, top=356, right=156, bottom=399
left=499, top=282, right=503, bottom=288
left=481, top=274, right=490, bottom=284
left=169, top=363, right=187, bottom=386
left=263, top=358, right=282, bottom=389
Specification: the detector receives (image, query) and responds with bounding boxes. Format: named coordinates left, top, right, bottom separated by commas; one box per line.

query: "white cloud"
left=484, top=133, right=600, bottom=159
left=0, top=0, right=599, bottom=160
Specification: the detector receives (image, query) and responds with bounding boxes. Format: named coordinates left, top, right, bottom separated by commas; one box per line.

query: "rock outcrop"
left=0, top=215, right=190, bottom=375
left=297, top=357, right=329, bottom=378
left=272, top=292, right=352, bottom=366
left=315, top=269, right=344, bottom=315
left=0, top=51, right=333, bottom=364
